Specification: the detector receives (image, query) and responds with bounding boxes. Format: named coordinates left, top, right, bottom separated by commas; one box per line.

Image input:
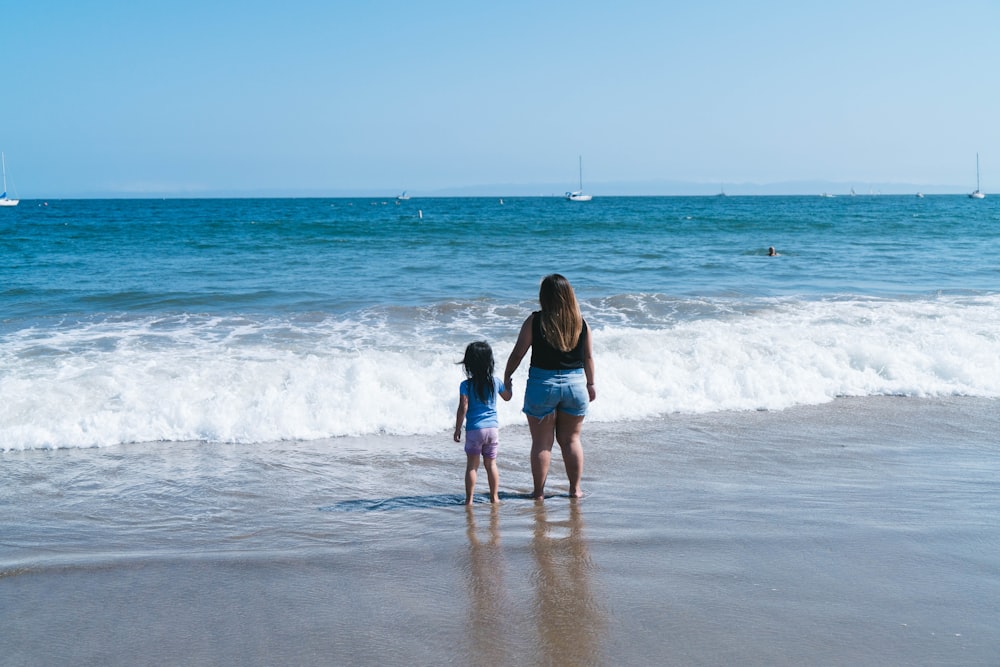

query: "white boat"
left=0, top=152, right=18, bottom=207
left=969, top=153, right=985, bottom=199
left=565, top=156, right=592, bottom=201
left=396, top=191, right=410, bottom=201
left=820, top=192, right=836, bottom=198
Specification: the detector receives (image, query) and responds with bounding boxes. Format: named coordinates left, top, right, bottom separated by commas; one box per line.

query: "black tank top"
left=529, top=311, right=588, bottom=370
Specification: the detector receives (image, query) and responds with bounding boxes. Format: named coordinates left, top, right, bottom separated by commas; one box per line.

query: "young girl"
left=454, top=341, right=513, bottom=505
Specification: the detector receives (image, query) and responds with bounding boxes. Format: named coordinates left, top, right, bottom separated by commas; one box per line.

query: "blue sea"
left=3, top=195, right=1000, bottom=665
left=2, top=195, right=999, bottom=448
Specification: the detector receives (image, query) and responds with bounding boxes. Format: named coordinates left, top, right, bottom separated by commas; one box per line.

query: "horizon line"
left=8, top=191, right=990, bottom=201
left=14, top=177, right=984, bottom=200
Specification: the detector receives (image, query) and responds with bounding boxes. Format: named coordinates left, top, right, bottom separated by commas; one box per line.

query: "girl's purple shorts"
left=465, top=427, right=499, bottom=459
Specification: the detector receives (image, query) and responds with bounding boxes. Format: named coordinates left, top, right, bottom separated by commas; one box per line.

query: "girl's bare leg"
left=465, top=454, right=481, bottom=505
left=555, top=411, right=586, bottom=497
left=528, top=414, right=556, bottom=499
left=483, top=457, right=500, bottom=503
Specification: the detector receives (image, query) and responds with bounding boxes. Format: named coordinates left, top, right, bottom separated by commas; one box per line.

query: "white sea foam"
left=2, top=295, right=998, bottom=450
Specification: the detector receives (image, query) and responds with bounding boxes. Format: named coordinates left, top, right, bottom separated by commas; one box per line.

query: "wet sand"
left=2, top=397, right=999, bottom=665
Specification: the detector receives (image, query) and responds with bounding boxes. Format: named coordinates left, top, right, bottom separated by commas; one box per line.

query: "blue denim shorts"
left=523, top=367, right=589, bottom=419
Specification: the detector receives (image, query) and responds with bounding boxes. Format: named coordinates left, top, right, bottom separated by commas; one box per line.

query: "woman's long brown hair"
left=538, top=274, right=582, bottom=352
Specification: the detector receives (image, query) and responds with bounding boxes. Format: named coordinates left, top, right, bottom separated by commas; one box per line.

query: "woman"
left=504, top=274, right=596, bottom=499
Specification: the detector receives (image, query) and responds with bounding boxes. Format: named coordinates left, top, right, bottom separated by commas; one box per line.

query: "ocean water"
left=3, top=196, right=1000, bottom=664
left=2, top=195, right=999, bottom=449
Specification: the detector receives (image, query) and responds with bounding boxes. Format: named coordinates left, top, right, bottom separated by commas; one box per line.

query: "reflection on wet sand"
left=531, top=501, right=606, bottom=666
left=463, top=505, right=510, bottom=665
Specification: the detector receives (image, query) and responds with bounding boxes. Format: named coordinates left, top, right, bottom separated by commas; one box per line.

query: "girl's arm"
left=453, top=394, right=469, bottom=442
left=583, top=323, right=596, bottom=402
left=503, top=314, right=533, bottom=388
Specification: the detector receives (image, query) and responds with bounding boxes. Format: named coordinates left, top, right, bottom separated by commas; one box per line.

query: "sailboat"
left=565, top=156, right=592, bottom=201
left=0, top=152, right=18, bottom=207
left=969, top=153, right=985, bottom=199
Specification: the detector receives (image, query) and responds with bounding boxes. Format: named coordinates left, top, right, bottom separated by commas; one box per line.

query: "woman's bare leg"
left=527, top=413, right=556, bottom=499
left=555, top=411, right=586, bottom=497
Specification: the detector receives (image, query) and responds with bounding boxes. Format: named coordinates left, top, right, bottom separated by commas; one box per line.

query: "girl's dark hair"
left=460, top=341, right=496, bottom=403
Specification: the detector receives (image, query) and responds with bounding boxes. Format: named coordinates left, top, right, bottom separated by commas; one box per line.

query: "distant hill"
left=40, top=179, right=979, bottom=199
left=423, top=180, right=975, bottom=197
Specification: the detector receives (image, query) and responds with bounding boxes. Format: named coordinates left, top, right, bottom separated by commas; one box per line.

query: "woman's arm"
left=583, top=323, right=596, bottom=402
left=503, top=314, right=534, bottom=388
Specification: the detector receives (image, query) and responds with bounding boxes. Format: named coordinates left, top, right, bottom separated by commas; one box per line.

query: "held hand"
left=500, top=377, right=513, bottom=401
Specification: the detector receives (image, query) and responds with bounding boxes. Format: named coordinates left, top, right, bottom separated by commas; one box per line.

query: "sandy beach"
left=2, top=396, right=999, bottom=665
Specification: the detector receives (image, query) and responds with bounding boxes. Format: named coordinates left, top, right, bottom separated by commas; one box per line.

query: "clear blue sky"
left=4, top=1, right=998, bottom=197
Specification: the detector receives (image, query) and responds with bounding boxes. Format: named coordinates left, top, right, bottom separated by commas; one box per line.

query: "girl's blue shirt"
left=460, top=377, right=505, bottom=430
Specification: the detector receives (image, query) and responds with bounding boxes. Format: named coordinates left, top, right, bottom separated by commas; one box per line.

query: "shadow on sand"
left=320, top=491, right=566, bottom=512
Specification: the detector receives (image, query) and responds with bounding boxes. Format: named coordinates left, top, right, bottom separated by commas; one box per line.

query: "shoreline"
left=3, top=396, right=999, bottom=665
